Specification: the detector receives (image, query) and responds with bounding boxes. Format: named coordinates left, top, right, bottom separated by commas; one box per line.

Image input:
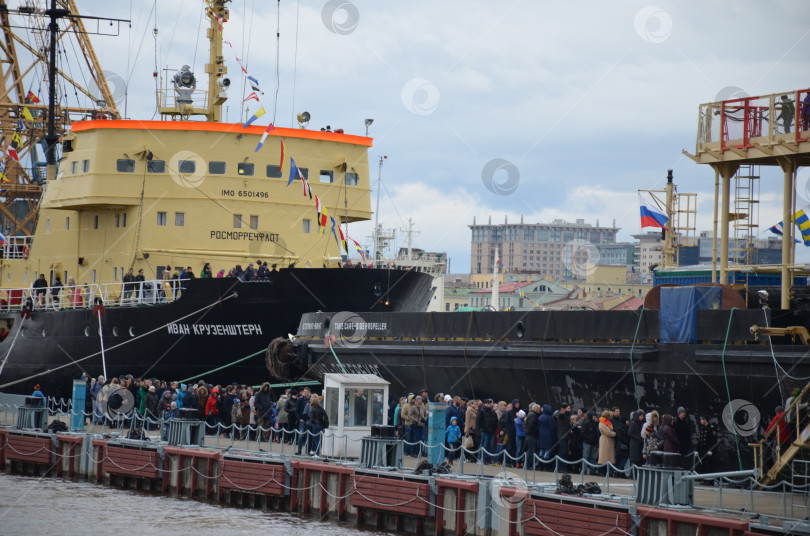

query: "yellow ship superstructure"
left=1, top=120, right=372, bottom=288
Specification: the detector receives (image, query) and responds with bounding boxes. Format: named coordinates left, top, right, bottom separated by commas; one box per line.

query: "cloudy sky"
left=76, top=0, right=810, bottom=272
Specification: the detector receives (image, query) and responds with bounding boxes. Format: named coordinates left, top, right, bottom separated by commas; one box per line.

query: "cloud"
left=72, top=0, right=809, bottom=272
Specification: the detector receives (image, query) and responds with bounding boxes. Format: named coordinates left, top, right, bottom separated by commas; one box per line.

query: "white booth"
left=322, top=373, right=389, bottom=458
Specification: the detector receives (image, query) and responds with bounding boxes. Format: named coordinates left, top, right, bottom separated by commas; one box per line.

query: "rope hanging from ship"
left=760, top=307, right=810, bottom=385
left=140, top=280, right=241, bottom=379
left=628, top=307, right=646, bottom=408
left=0, top=293, right=237, bottom=390
left=721, top=307, right=743, bottom=471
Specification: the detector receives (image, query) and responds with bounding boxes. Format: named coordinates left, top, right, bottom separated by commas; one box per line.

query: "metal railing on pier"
left=1, top=395, right=809, bottom=525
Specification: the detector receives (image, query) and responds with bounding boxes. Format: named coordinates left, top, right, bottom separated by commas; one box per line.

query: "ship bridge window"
left=249, top=215, right=259, bottom=229
left=345, top=172, right=359, bottom=186
left=238, top=162, right=254, bottom=176
left=266, top=165, right=282, bottom=178
left=209, top=161, right=226, bottom=175
left=157, top=212, right=167, bottom=226
left=178, top=160, right=196, bottom=174
left=175, top=212, right=185, bottom=226
left=70, top=161, right=78, bottom=174
left=233, top=214, right=242, bottom=228
left=117, top=159, right=135, bottom=173
left=82, top=159, right=89, bottom=173
left=147, top=160, right=166, bottom=173
left=302, top=219, right=311, bottom=233
left=320, top=170, right=334, bottom=183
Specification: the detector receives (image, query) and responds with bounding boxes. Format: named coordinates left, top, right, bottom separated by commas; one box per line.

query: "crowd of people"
left=392, top=391, right=720, bottom=475
left=73, top=376, right=728, bottom=472
left=79, top=375, right=330, bottom=456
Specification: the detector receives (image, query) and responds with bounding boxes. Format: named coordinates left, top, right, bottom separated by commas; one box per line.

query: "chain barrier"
left=6, top=398, right=810, bottom=523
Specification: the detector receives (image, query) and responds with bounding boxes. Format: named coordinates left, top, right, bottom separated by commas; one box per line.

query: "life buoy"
left=22, top=244, right=29, bottom=258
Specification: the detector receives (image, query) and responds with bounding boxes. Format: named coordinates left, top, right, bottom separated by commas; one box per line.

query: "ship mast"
left=157, top=0, right=230, bottom=122
left=372, top=155, right=384, bottom=266
left=0, top=0, right=124, bottom=235
left=663, top=169, right=675, bottom=267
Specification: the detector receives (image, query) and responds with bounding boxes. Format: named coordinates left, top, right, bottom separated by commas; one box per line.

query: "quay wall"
left=0, top=428, right=772, bottom=536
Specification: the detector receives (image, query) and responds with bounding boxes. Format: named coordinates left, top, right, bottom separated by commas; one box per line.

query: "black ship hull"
left=291, top=309, right=810, bottom=470
left=0, top=268, right=435, bottom=398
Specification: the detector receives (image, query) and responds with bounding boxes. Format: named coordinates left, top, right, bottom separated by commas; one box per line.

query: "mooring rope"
left=721, top=307, right=743, bottom=470
left=628, top=307, right=645, bottom=407
left=0, top=294, right=236, bottom=390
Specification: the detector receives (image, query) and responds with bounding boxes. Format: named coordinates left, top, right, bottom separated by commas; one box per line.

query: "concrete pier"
left=1, top=426, right=807, bottom=535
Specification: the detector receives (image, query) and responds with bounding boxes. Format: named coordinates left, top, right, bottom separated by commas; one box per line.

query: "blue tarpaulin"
left=660, top=286, right=722, bottom=343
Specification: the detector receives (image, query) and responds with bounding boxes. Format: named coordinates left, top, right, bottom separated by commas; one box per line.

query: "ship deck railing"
left=1, top=236, right=33, bottom=260
left=749, top=379, right=810, bottom=485
left=0, top=279, right=189, bottom=312
left=696, top=87, right=810, bottom=155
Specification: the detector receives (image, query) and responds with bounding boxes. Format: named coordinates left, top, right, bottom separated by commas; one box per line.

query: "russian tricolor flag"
left=639, top=194, right=669, bottom=229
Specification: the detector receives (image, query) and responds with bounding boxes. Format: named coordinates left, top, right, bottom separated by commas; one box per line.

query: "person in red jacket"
left=205, top=389, right=220, bottom=436
left=766, top=405, right=791, bottom=465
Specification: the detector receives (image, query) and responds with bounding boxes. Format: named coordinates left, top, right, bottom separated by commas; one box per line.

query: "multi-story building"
left=469, top=216, right=618, bottom=280
left=468, top=280, right=570, bottom=310
left=597, top=243, right=636, bottom=265
left=632, top=232, right=663, bottom=281
left=689, top=231, right=782, bottom=266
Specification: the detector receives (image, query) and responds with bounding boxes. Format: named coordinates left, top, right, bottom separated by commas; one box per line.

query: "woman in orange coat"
left=598, top=409, right=617, bottom=466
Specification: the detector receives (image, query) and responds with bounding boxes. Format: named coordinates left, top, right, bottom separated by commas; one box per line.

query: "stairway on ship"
left=752, top=382, right=810, bottom=486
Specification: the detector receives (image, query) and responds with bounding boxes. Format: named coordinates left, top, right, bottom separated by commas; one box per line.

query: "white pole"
left=98, top=313, right=108, bottom=380
left=373, top=156, right=384, bottom=265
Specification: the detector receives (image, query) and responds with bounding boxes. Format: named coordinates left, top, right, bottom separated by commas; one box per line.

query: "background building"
left=469, top=216, right=618, bottom=280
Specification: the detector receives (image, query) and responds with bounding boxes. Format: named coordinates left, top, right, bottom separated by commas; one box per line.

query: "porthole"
left=41, top=328, right=47, bottom=338
left=129, top=326, right=136, bottom=337
left=516, top=321, right=524, bottom=338
left=373, top=283, right=383, bottom=297
left=112, top=326, right=120, bottom=337
left=84, top=326, right=91, bottom=337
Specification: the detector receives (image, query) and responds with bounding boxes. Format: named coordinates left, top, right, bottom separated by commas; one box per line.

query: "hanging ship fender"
left=265, top=336, right=308, bottom=380
left=20, top=297, right=33, bottom=319
left=92, top=297, right=106, bottom=319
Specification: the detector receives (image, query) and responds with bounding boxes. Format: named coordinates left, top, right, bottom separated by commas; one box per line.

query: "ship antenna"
left=372, top=155, right=388, bottom=266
